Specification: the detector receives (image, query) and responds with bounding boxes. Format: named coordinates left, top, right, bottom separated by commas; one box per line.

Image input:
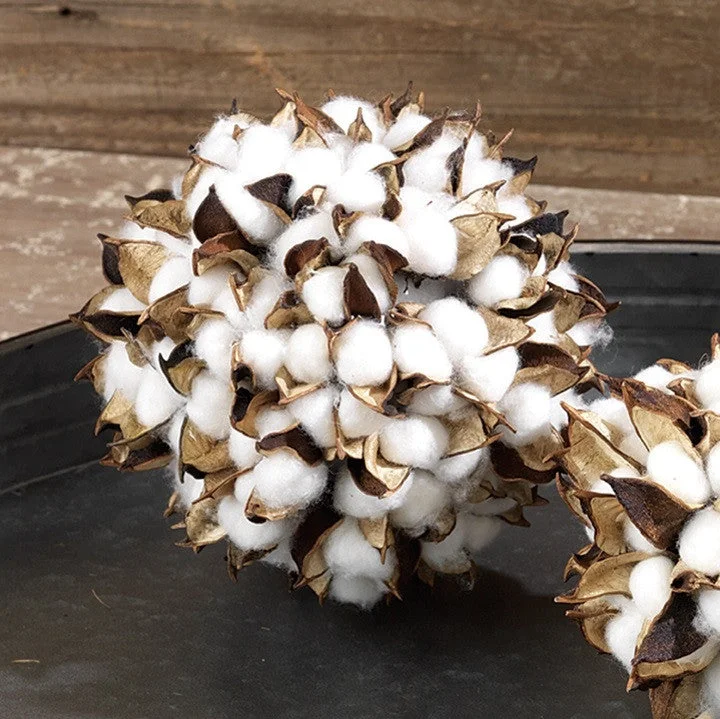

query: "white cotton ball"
left=498, top=382, right=553, bottom=447
left=328, top=575, right=386, bottom=609
left=241, top=271, right=290, bottom=330
left=629, top=556, right=674, bottom=620
left=397, top=197, right=458, bottom=276
left=101, top=341, right=145, bottom=402
left=134, top=366, right=183, bottom=428
left=695, top=360, right=720, bottom=409
left=679, top=508, right=720, bottom=575
left=346, top=142, right=396, bottom=172
left=467, top=255, right=529, bottom=307
left=624, top=518, right=660, bottom=554
left=284, top=147, right=343, bottom=205
left=99, top=287, right=146, bottom=313
left=334, top=320, right=393, bottom=386
left=193, top=318, right=236, bottom=382
left=434, top=448, right=486, bottom=484
left=706, top=443, right=720, bottom=496
left=286, top=386, right=337, bottom=448
left=333, top=467, right=413, bottom=518
left=547, top=262, right=580, bottom=292
left=186, top=372, right=234, bottom=439
left=239, top=329, right=289, bottom=389
left=605, top=603, right=645, bottom=671
left=460, top=139, right=514, bottom=196
left=187, top=265, right=233, bottom=307
left=550, top=389, right=585, bottom=431
left=301, top=266, right=348, bottom=327
left=458, top=347, right=520, bottom=403
left=235, top=124, right=293, bottom=184
left=249, top=450, right=327, bottom=510
left=420, top=519, right=468, bottom=572
left=646, top=441, right=711, bottom=506
left=337, top=389, right=390, bottom=438
left=228, top=428, right=261, bottom=470
left=254, top=406, right=295, bottom=438
left=703, top=657, right=720, bottom=714
left=217, top=493, right=294, bottom=551
left=568, top=319, right=613, bottom=349
left=321, top=97, right=387, bottom=139
left=344, top=215, right=410, bottom=258
left=261, top=538, right=297, bottom=571
left=526, top=311, right=558, bottom=344
left=326, top=170, right=387, bottom=213
left=271, top=211, right=338, bottom=274
left=148, top=257, right=193, bottom=303
left=588, top=397, right=635, bottom=436
left=460, top=513, right=503, bottom=553
left=407, top=384, right=468, bottom=416
left=213, top=176, right=283, bottom=243
left=402, top=137, right=458, bottom=194
left=419, top=298, right=489, bottom=362
left=633, top=365, right=677, bottom=392
left=390, top=470, right=450, bottom=534
left=382, top=113, right=431, bottom=151
left=323, top=518, right=396, bottom=581
left=174, top=472, right=205, bottom=509
left=285, top=323, right=331, bottom=384
left=496, top=194, right=534, bottom=227
left=345, top=253, right=392, bottom=313
left=379, top=415, right=449, bottom=469
left=196, top=115, right=256, bottom=169
left=391, top=323, right=453, bottom=382
left=698, top=590, right=720, bottom=634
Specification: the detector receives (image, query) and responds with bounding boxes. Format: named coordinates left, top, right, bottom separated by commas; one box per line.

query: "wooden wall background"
left=0, top=0, right=718, bottom=195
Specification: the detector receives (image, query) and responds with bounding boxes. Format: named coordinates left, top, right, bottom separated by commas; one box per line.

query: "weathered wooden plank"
left=0, top=0, right=718, bottom=194
left=0, top=146, right=718, bottom=340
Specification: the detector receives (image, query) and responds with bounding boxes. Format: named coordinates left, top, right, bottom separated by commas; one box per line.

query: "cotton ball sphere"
left=323, top=519, right=396, bottom=581
left=679, top=508, right=720, bottom=575
left=284, top=323, right=331, bottom=384
left=174, top=472, right=205, bottom=509
left=254, top=406, right=295, bottom=438
left=249, top=450, right=327, bottom=510
left=213, top=175, right=283, bottom=243
left=459, top=347, right=520, bottom=403
left=498, top=383, right=553, bottom=447
left=402, top=137, right=458, bottom=194
left=334, top=320, right=393, bottom=387
left=326, top=169, right=387, bottom=213
left=187, top=266, right=233, bottom=307
left=434, top=448, right=486, bottom=484
left=382, top=112, right=431, bottom=151
left=696, top=360, right=720, bottom=407
left=321, top=97, right=386, bottom=141
left=301, top=266, right=347, bottom=327
left=628, top=555, right=673, bottom=619
left=379, top=415, right=449, bottom=469
left=328, top=576, right=387, bottom=609
left=392, top=323, right=453, bottom=382
left=134, top=366, right=183, bottom=428
left=419, top=298, right=489, bottom=362
left=646, top=441, right=711, bottom=506
left=397, top=200, right=457, bottom=276
left=344, top=215, right=410, bottom=258
left=285, top=147, right=343, bottom=204
left=605, top=604, right=645, bottom=671
left=239, top=329, right=288, bottom=389
left=346, top=142, right=395, bottom=172
left=186, top=372, right=234, bottom=439
left=390, top=470, right=451, bottom=534
left=101, top=341, right=145, bottom=403
left=333, top=467, right=413, bottom=518
left=217, top=492, right=293, bottom=551
left=236, top=124, right=293, bottom=184
left=337, top=389, right=390, bottom=439
left=193, top=318, right=236, bottom=382
left=406, top=384, right=468, bottom=416
left=468, top=256, right=529, bottom=307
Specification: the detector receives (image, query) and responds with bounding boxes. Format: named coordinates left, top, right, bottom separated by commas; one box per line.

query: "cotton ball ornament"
left=467, top=255, right=529, bottom=307
left=334, top=320, right=393, bottom=387
left=379, top=415, right=449, bottom=469
left=419, top=298, right=488, bottom=362
left=646, top=440, right=711, bottom=506
left=284, top=323, right=331, bottom=384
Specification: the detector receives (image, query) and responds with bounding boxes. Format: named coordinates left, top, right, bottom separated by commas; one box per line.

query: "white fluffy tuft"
left=334, top=320, right=393, bottom=386
left=468, top=255, right=529, bottom=307
left=678, top=508, right=720, bottom=575
left=379, top=415, right=449, bottom=469
left=646, top=441, right=711, bottom=506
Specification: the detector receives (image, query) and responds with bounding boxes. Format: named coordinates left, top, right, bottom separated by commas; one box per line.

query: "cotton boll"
left=706, top=443, right=720, bottom=496
left=326, top=170, right=387, bottom=213
left=460, top=513, right=503, bottom=553
left=185, top=165, right=226, bottom=221
left=193, top=318, right=236, bottom=382
left=379, top=416, right=449, bottom=469
left=629, top=556, right=674, bottom=619
left=624, top=518, right=660, bottom=554
left=321, top=97, right=387, bottom=140
left=196, top=116, right=256, bottom=169
left=148, top=257, right=193, bottom=303
left=333, top=467, right=413, bottom=518
left=101, top=341, right=145, bottom=402
left=323, top=518, right=396, bottom=581
left=213, top=177, right=283, bottom=243
left=382, top=113, right=431, bottom=151
left=434, top=448, right=486, bottom=484
left=286, top=386, right=337, bottom=448
left=187, top=265, right=233, bottom=306
left=271, top=211, right=338, bottom=274
left=338, top=389, right=390, bottom=438
left=217, top=493, right=293, bottom=551
left=419, top=298, right=489, bottom=362
left=334, top=320, right=393, bottom=386
left=390, top=470, right=451, bottom=534
left=242, top=271, right=291, bottom=330
left=186, top=372, right=234, bottom=439
left=328, top=575, right=386, bottom=609
left=285, top=323, right=331, bottom=384
left=134, top=366, right=183, bottom=428
left=398, top=204, right=458, bottom=277
left=284, top=147, right=343, bottom=205
left=527, top=311, right=558, bottom=344
left=407, top=384, right=468, bottom=416
left=343, top=215, right=410, bottom=258
left=646, top=441, right=711, bottom=505
left=344, top=253, right=392, bottom=313
left=392, top=324, right=453, bottom=382
left=254, top=406, right=295, bottom=438
left=697, top=590, right=720, bottom=634
left=250, top=450, right=327, bottom=509
left=99, top=287, right=147, bottom=313
left=679, top=508, right=720, bottom=575
left=633, top=365, right=677, bottom=391
left=695, top=360, right=720, bottom=408
left=235, top=124, right=293, bottom=184
left=588, top=396, right=635, bottom=437
left=301, top=266, right=348, bottom=327
left=459, top=347, right=520, bottom=403
left=228, top=428, right=261, bottom=470
left=402, top=137, right=458, bottom=194
left=498, top=382, right=553, bottom=447
left=568, top=319, right=613, bottom=349
left=467, top=255, right=529, bottom=308
left=346, top=142, right=396, bottom=172
left=605, top=604, right=645, bottom=670
left=495, top=194, right=534, bottom=227
left=239, top=329, right=289, bottom=389
left=460, top=136, right=514, bottom=195
left=547, top=262, right=579, bottom=292
left=174, top=472, right=205, bottom=509
left=420, top=520, right=468, bottom=572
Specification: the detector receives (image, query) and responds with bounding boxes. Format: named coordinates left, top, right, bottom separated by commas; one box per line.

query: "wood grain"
left=1, top=145, right=719, bottom=340
left=0, top=0, right=718, bottom=195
